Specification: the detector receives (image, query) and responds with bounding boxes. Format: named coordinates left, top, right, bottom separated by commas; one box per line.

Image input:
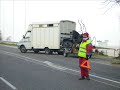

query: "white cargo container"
left=17, top=20, right=76, bottom=55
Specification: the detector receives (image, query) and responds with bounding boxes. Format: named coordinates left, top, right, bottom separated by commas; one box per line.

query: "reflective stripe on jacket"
left=78, top=40, right=91, bottom=58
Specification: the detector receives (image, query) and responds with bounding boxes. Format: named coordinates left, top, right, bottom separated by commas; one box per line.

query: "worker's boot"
left=86, top=76, right=90, bottom=80
left=79, top=77, right=85, bottom=80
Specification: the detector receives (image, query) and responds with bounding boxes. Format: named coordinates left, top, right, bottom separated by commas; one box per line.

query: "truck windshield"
left=25, top=31, right=31, bottom=38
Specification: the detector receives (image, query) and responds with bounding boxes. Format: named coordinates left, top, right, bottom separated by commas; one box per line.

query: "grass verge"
left=0, top=42, right=17, bottom=46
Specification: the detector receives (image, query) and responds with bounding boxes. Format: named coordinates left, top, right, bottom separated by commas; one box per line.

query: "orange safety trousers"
left=79, top=57, right=89, bottom=77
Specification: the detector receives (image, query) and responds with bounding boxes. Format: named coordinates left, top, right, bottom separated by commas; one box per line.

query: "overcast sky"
left=0, top=0, right=120, bottom=48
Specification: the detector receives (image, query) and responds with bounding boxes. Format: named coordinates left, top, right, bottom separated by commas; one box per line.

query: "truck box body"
left=32, top=25, right=60, bottom=49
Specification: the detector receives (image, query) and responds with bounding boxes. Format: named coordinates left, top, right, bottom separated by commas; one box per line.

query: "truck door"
left=23, top=31, right=31, bottom=49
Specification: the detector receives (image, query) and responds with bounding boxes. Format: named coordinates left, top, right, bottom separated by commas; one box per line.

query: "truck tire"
left=58, top=52, right=63, bottom=55
left=20, top=45, right=27, bottom=53
left=33, top=49, right=39, bottom=53
left=49, top=51, right=53, bottom=54
left=45, top=48, right=50, bottom=54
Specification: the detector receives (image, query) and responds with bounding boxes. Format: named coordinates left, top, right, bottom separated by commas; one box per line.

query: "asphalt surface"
left=0, top=45, right=120, bottom=90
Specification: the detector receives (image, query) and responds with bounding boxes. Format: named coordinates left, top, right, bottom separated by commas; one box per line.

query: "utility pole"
left=119, top=16, right=120, bottom=56
left=13, top=0, right=14, bottom=41
left=0, top=31, right=1, bottom=41
left=0, top=0, right=1, bottom=41
left=118, top=40, right=120, bottom=56
left=0, top=14, right=1, bottom=41
left=25, top=0, right=26, bottom=33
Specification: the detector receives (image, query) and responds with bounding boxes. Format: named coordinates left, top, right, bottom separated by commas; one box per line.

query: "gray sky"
left=0, top=0, right=120, bottom=48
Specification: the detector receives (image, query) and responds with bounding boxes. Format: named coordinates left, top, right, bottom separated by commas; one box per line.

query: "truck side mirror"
left=23, top=35, right=25, bottom=38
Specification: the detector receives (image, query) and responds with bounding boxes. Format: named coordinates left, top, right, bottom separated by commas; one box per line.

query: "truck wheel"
left=33, top=49, right=39, bottom=53
left=45, top=48, right=50, bottom=54
left=63, top=52, right=68, bottom=57
left=20, top=46, right=27, bottom=53
left=49, top=51, right=53, bottom=54
left=58, top=52, right=63, bottom=55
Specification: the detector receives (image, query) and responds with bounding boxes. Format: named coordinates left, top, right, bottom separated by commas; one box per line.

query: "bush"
left=99, top=51, right=104, bottom=55
left=114, top=54, right=120, bottom=60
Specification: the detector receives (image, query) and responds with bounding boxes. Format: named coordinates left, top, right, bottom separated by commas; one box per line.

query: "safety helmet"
left=83, top=32, right=89, bottom=37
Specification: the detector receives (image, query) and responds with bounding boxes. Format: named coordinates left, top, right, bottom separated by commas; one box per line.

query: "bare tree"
left=103, top=0, right=120, bottom=14
left=104, top=0, right=120, bottom=5
left=113, top=0, right=120, bottom=4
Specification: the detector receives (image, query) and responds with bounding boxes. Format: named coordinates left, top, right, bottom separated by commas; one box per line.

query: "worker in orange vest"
left=78, top=32, right=93, bottom=80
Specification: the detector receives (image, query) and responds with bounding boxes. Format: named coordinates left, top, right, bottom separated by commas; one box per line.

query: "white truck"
left=17, top=20, right=82, bottom=56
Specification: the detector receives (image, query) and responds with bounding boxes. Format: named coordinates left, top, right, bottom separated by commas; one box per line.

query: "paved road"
left=0, top=45, right=120, bottom=90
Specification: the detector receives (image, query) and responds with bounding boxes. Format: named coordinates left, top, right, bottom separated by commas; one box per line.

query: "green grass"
left=112, top=62, right=120, bottom=64
left=114, top=56, right=120, bottom=60
left=111, top=59, right=120, bottom=64
left=92, top=53, right=113, bottom=59
left=93, top=53, right=120, bottom=64
left=0, top=42, right=17, bottom=46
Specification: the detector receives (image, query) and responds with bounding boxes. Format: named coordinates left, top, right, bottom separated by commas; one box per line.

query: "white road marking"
left=0, top=77, right=17, bottom=90
left=91, top=78, right=120, bottom=89
left=0, top=50, right=120, bottom=88
left=43, top=61, right=67, bottom=70
left=90, top=74, right=120, bottom=84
